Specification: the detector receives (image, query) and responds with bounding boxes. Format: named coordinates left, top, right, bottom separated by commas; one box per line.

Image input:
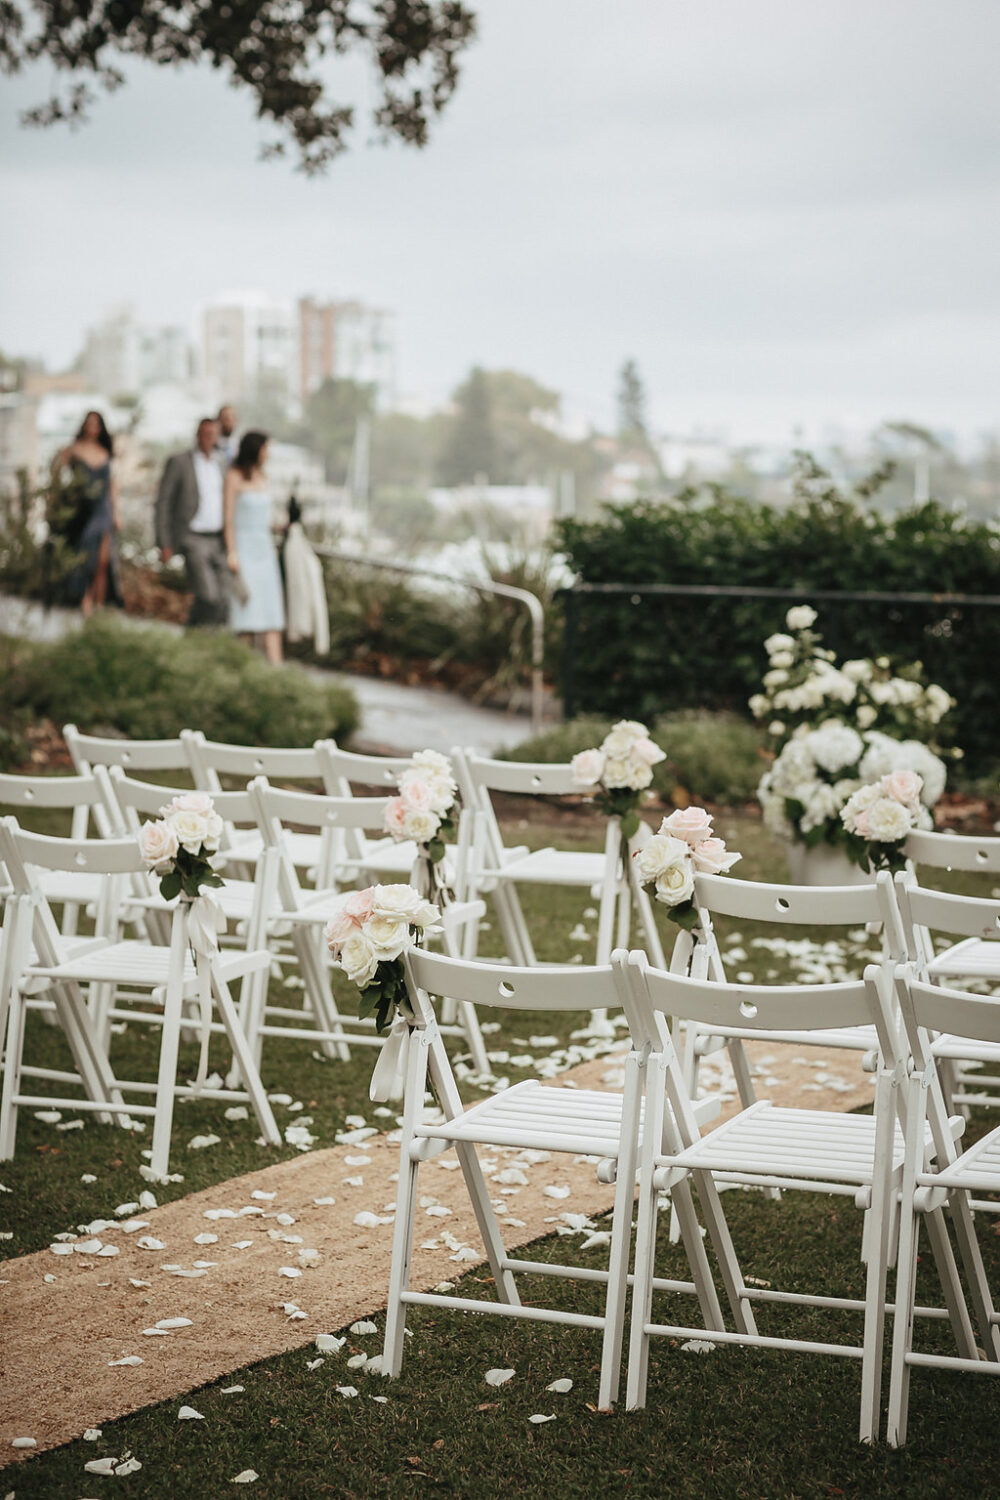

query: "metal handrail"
left=312, top=546, right=547, bottom=734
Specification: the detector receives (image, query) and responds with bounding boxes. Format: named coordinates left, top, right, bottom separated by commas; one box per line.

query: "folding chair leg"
left=149, top=923, right=186, bottom=1180
left=0, top=980, right=28, bottom=1159
left=886, top=1194, right=920, bottom=1446
left=296, top=929, right=351, bottom=1063
left=859, top=1073, right=895, bottom=1443
left=625, top=1077, right=664, bottom=1410
left=597, top=1054, right=641, bottom=1409
left=690, top=1169, right=757, bottom=1335
left=453, top=1139, right=520, bottom=1304
left=942, top=1192, right=1000, bottom=1360
left=383, top=1148, right=421, bottom=1378
left=211, top=967, right=282, bottom=1147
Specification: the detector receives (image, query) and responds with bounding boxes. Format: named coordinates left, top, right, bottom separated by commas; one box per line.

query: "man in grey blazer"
left=155, top=416, right=230, bottom=626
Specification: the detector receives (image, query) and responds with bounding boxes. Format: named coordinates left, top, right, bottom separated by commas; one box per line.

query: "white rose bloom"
left=339, top=932, right=380, bottom=987
left=654, top=863, right=696, bottom=907
left=804, top=722, right=863, bottom=775
left=402, top=808, right=440, bottom=844
left=865, top=797, right=913, bottom=843
left=202, top=810, right=224, bottom=852
left=786, top=605, right=817, bottom=630
left=138, top=818, right=178, bottom=869
left=602, top=720, right=648, bottom=759
left=621, top=755, right=654, bottom=791
left=634, top=833, right=689, bottom=885
left=365, top=914, right=413, bottom=961
left=170, top=809, right=209, bottom=854
left=370, top=884, right=425, bottom=922
left=764, top=633, right=795, bottom=657
left=602, top=756, right=633, bottom=789
left=412, top=749, right=453, bottom=778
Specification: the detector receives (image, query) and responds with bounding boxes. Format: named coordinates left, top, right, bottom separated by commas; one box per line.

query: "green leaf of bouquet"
left=667, top=902, right=701, bottom=931
left=620, top=810, right=640, bottom=840
left=428, top=839, right=446, bottom=864
left=159, top=869, right=182, bottom=902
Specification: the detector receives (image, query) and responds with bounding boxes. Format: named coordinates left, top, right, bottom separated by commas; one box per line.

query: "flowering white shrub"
left=383, top=750, right=459, bottom=864
left=632, top=807, right=740, bottom=931
left=325, top=884, right=441, bottom=1034
left=570, top=719, right=666, bottom=838
left=137, top=791, right=225, bottom=902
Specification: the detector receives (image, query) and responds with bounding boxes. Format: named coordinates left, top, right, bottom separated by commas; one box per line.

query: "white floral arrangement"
left=633, top=806, right=741, bottom=932
left=750, top=605, right=954, bottom=748
left=324, top=884, right=441, bottom=1034
left=383, top=750, right=459, bottom=867
left=137, top=791, right=225, bottom=902
left=757, top=720, right=942, bottom=855
left=570, top=719, right=667, bottom=839
left=840, top=769, right=926, bottom=874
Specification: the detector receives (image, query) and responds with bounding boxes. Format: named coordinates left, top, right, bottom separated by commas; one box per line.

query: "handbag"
left=230, top=569, right=251, bottom=607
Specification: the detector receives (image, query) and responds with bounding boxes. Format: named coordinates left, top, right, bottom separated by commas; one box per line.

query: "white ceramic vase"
left=785, top=840, right=870, bottom=887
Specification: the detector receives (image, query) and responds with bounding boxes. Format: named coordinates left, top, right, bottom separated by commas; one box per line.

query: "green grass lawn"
left=3, top=801, right=1000, bottom=1495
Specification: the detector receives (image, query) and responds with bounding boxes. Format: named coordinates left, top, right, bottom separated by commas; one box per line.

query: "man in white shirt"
left=155, top=417, right=231, bottom=626
left=214, top=404, right=239, bottom=471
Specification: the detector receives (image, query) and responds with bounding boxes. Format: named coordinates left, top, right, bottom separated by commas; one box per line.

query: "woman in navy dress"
left=224, top=430, right=285, bottom=665
left=51, top=410, right=123, bottom=613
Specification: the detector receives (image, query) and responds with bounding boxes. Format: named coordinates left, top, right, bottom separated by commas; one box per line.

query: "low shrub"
left=1, top=617, right=359, bottom=755
left=506, top=710, right=767, bottom=807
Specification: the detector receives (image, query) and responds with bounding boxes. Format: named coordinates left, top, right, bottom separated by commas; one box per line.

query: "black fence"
left=557, top=583, right=1000, bottom=778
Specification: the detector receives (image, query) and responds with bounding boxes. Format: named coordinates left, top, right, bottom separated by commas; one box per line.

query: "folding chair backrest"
left=406, top=947, right=620, bottom=1015
left=0, top=770, right=107, bottom=839
left=183, top=730, right=327, bottom=792
left=248, top=777, right=392, bottom=908
left=457, top=750, right=584, bottom=801
left=902, top=969, right=1000, bottom=1051
left=64, top=724, right=191, bottom=779
left=904, top=828, right=1000, bottom=875
left=0, top=817, right=143, bottom=955
left=693, top=868, right=905, bottom=965
left=101, top=765, right=258, bottom=836
left=314, top=741, right=416, bottom=795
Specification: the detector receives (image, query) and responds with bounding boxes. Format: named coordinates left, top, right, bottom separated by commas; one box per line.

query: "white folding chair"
left=382, top=947, right=653, bottom=1408
left=182, top=731, right=332, bottom=879
left=904, top=828, right=1000, bottom=984
left=248, top=779, right=489, bottom=1073
left=0, top=818, right=281, bottom=1176
left=64, top=724, right=193, bottom=784
left=313, top=740, right=446, bottom=885
left=617, top=951, right=977, bottom=1442
left=887, top=965, right=1000, bottom=1446
left=675, top=870, right=904, bottom=1109
left=895, top=871, right=1000, bottom=1113
left=0, top=770, right=116, bottom=932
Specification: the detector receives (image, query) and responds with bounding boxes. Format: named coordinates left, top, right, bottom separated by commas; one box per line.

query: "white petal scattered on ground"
left=193, top=1260, right=217, bottom=1269
left=345, top=1114, right=366, bottom=1128
left=372, top=1395, right=389, bottom=1404
left=298, top=1248, right=321, bottom=1267
left=346, top=1353, right=368, bottom=1370
left=49, top=1243, right=74, bottom=1256
left=239, top=1207, right=264, bottom=1217
left=450, top=1247, right=478, bottom=1263
left=277, top=1266, right=302, bottom=1279
left=96, top=1244, right=120, bottom=1257
left=680, top=1340, right=716, bottom=1354
left=85, top=1456, right=118, bottom=1475
left=224, top=1106, right=249, bottom=1121
left=306, top=1358, right=324, bottom=1371
left=177, top=1406, right=204, bottom=1420
left=116, top=1456, right=142, bottom=1476
left=350, top=1320, right=378, bottom=1336
left=108, top=1356, right=143, bottom=1367
left=231, top=1470, right=259, bottom=1484
left=529, top=1414, right=556, bottom=1424
left=285, top=1124, right=316, bottom=1150
left=204, top=1209, right=237, bottom=1221
left=81, top=1173, right=97, bottom=1183
left=115, top=1202, right=139, bottom=1217
left=43, top=1273, right=56, bottom=1283
left=156, top=1318, right=193, bottom=1330
left=344, top=1154, right=371, bottom=1167
left=315, top=1334, right=346, bottom=1353
left=343, top=1176, right=364, bottom=1188
left=485, top=1368, right=515, bottom=1387
left=10, top=1437, right=36, bottom=1448
left=275, top=1213, right=296, bottom=1226
left=73, top=1238, right=103, bottom=1254
left=251, top=1190, right=276, bottom=1201
left=138, top=1190, right=158, bottom=1210
left=221, top=1386, right=244, bottom=1395
left=268, top=1093, right=293, bottom=1105
left=353, top=1211, right=392, bottom=1229
left=425, top=1205, right=451, bottom=1218
left=188, top=1134, right=221, bottom=1150
left=34, top=1110, right=61, bottom=1124
left=542, top=1185, right=571, bottom=1201
left=120, top=1219, right=150, bottom=1234
left=142, top=1327, right=170, bottom=1336
left=128, top=1278, right=152, bottom=1289
left=83, top=1428, right=102, bottom=1441
left=546, top=1378, right=573, bottom=1393
left=135, top=1237, right=166, bottom=1251
left=232, top=1241, right=254, bottom=1250
left=335, top=1386, right=359, bottom=1398
left=313, top=1196, right=336, bottom=1206
left=432, top=1281, right=456, bottom=1293
left=194, top=1233, right=218, bottom=1245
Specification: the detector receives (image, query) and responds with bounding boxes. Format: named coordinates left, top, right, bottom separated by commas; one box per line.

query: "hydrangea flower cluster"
left=757, top=720, right=941, bottom=854
left=840, top=769, right=926, bottom=874
left=749, top=605, right=953, bottom=749
left=632, top=806, right=741, bottom=931
left=137, top=791, right=225, bottom=902
left=571, top=720, right=667, bottom=839
left=324, top=884, right=441, bottom=1034
left=383, top=750, right=459, bottom=865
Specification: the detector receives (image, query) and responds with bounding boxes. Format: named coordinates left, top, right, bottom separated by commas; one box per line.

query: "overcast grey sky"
left=2, top=0, right=998, bottom=440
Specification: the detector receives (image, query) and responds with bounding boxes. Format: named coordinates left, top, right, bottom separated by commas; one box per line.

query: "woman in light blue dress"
left=224, top=430, right=285, bottom=664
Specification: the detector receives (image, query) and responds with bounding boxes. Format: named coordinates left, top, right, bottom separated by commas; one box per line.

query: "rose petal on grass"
left=177, top=1406, right=204, bottom=1420
left=85, top=1456, right=118, bottom=1474
left=546, top=1378, right=573, bottom=1393
left=83, top=1428, right=102, bottom=1441
left=315, top=1334, right=346, bottom=1353
left=529, top=1414, right=556, bottom=1424
left=335, top=1386, right=359, bottom=1398
left=680, top=1339, right=716, bottom=1354
left=350, top=1320, right=377, bottom=1336
left=221, top=1385, right=244, bottom=1395
left=485, top=1368, right=515, bottom=1387
left=231, top=1470, right=259, bottom=1484
left=306, top=1358, right=325, bottom=1371
left=224, top=1106, right=249, bottom=1121
left=116, top=1456, right=142, bottom=1476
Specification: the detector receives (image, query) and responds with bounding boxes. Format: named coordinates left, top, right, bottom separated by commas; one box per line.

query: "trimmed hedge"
left=0, top=617, right=359, bottom=766
left=557, top=467, right=1000, bottom=776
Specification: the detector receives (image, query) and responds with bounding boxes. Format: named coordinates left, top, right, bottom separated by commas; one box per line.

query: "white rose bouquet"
left=383, top=750, right=459, bottom=866
left=137, top=791, right=225, bottom=903
left=325, top=884, right=441, bottom=1034
left=750, top=605, right=954, bottom=751
left=570, top=719, right=667, bottom=840
left=632, top=806, right=741, bottom=932
left=840, top=769, right=927, bottom=874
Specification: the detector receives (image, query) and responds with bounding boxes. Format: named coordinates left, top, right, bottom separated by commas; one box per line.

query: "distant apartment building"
left=81, top=305, right=193, bottom=398
left=202, top=292, right=299, bottom=410
left=298, top=297, right=395, bottom=407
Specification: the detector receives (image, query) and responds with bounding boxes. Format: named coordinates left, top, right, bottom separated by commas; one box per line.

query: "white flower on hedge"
left=764, top=632, right=795, bottom=657
left=769, top=651, right=794, bottom=670
left=786, top=605, right=817, bottom=630
left=748, top=694, right=768, bottom=719
left=339, top=932, right=380, bottom=988
left=804, top=722, right=863, bottom=775
left=924, top=684, right=953, bottom=723
left=798, top=781, right=844, bottom=833
left=763, top=668, right=789, bottom=689
left=856, top=704, right=877, bottom=729
left=865, top=797, right=913, bottom=843
left=842, top=659, right=873, bottom=683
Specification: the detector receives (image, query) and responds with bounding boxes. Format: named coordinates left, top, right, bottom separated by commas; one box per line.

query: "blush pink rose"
left=853, top=808, right=871, bottom=838
left=660, top=806, right=714, bottom=845
left=691, top=837, right=741, bottom=875
left=383, top=796, right=409, bottom=839
left=399, top=774, right=434, bottom=812
left=166, top=791, right=214, bottom=818
left=137, top=818, right=178, bottom=868
left=632, top=736, right=666, bottom=767
left=884, top=769, right=923, bottom=807
left=342, top=887, right=376, bottom=923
